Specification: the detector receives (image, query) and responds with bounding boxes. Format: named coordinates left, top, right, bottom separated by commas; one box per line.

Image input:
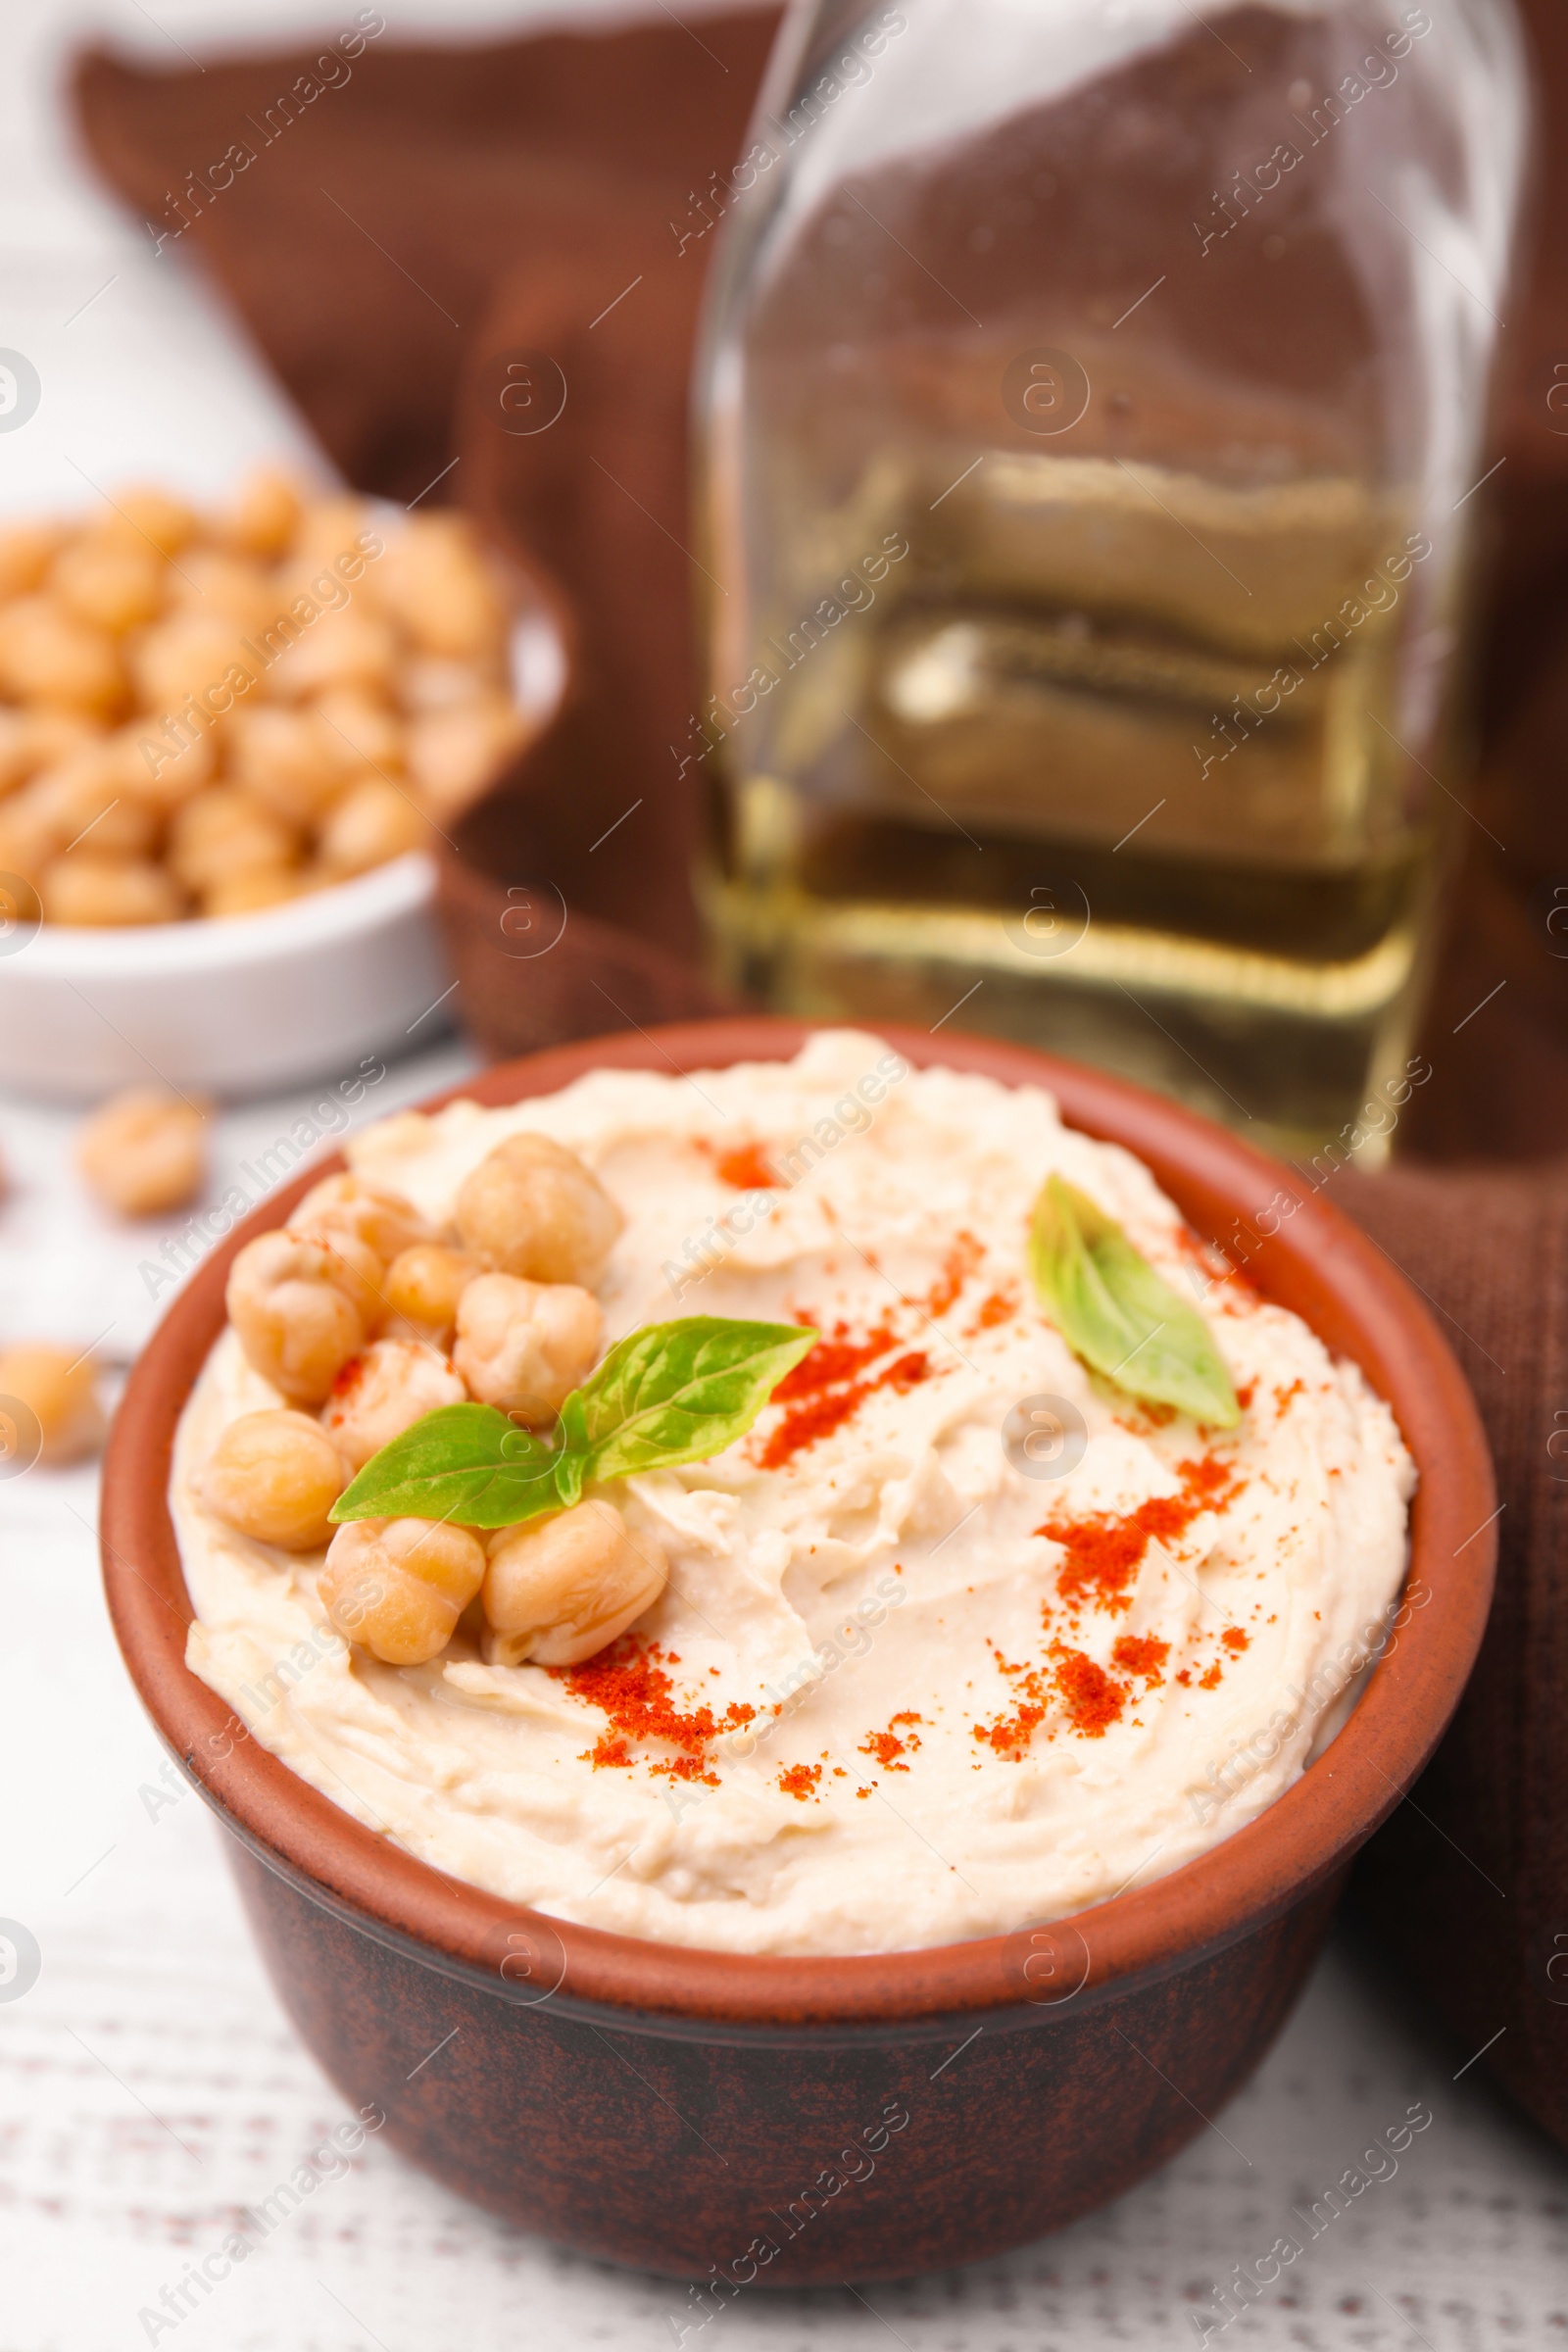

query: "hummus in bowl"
left=173, top=1029, right=1413, bottom=1958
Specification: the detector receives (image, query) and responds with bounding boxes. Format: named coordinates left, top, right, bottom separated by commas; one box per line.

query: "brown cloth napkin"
left=74, top=7, right=1568, bottom=2145
left=1345, top=1161, right=1568, bottom=2147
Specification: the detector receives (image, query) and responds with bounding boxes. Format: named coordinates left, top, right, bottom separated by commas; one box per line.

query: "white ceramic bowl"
left=0, top=852, right=449, bottom=1102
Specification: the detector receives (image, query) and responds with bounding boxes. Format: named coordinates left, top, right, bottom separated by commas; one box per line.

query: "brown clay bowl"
left=100, top=1019, right=1495, bottom=2283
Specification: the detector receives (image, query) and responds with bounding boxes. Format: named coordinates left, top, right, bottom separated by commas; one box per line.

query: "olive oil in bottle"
left=695, top=0, right=1523, bottom=1159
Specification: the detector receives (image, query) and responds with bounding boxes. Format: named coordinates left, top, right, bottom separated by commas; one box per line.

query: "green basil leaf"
left=573, top=1315, right=819, bottom=1484
left=328, top=1402, right=566, bottom=1528
left=1029, top=1175, right=1240, bottom=1426
left=327, top=1317, right=818, bottom=1532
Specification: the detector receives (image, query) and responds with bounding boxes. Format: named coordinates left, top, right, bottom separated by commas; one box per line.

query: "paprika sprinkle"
left=1039, top=1454, right=1242, bottom=1612
left=1051, top=1645, right=1128, bottom=1737
left=757, top=1319, right=935, bottom=1470
left=1111, top=1634, right=1170, bottom=1685
left=556, top=1639, right=757, bottom=1785
left=715, top=1140, right=779, bottom=1191
left=925, top=1229, right=983, bottom=1318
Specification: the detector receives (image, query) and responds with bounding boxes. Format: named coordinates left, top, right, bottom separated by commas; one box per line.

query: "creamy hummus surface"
left=176, top=1031, right=1415, bottom=1957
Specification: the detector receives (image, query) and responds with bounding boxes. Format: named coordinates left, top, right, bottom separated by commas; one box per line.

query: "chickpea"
left=482, top=1501, right=667, bottom=1668
left=0, top=786, right=68, bottom=881
left=453, top=1273, right=601, bottom=1423
left=0, top=521, right=63, bottom=600
left=0, top=874, right=38, bottom=944
left=40, top=855, right=184, bottom=926
left=0, top=596, right=124, bottom=716
left=311, top=686, right=403, bottom=770
left=316, top=776, right=430, bottom=876
left=382, top=1243, right=477, bottom=1344
left=406, top=695, right=528, bottom=820
left=119, top=714, right=217, bottom=814
left=225, top=1228, right=383, bottom=1401
left=96, top=486, right=197, bottom=558
left=225, top=705, right=356, bottom=823
left=5, top=744, right=151, bottom=874
left=290, top=1172, right=431, bottom=1265
left=200, top=866, right=309, bottom=918
left=127, top=613, right=250, bottom=715
left=50, top=535, right=166, bottom=634
left=319, top=1515, right=486, bottom=1665
left=76, top=1086, right=209, bottom=1217
left=0, top=485, right=538, bottom=929
left=0, top=711, right=33, bottom=799
left=22, top=750, right=159, bottom=859
left=360, top=1107, right=433, bottom=1158
left=222, top=466, right=303, bottom=560
left=165, top=550, right=276, bottom=628
left=168, top=785, right=297, bottom=896
left=455, top=1133, right=622, bottom=1287
left=319, top=1337, right=466, bottom=1470
left=288, top=498, right=378, bottom=576
left=0, top=1344, right=104, bottom=1467
left=0, top=708, right=94, bottom=795
left=198, top=1408, right=348, bottom=1549
left=382, top=515, right=505, bottom=660
left=267, top=608, right=394, bottom=703
left=32, top=710, right=99, bottom=763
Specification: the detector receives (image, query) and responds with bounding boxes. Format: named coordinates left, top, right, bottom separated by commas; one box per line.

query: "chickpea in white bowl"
left=0, top=471, right=529, bottom=925
left=0, top=471, right=561, bottom=1100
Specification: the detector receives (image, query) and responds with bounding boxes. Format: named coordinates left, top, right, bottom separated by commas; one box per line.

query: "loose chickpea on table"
left=76, top=1087, right=209, bottom=1218
left=0, top=475, right=531, bottom=927
left=0, top=1344, right=104, bottom=1467
left=204, top=1142, right=662, bottom=1672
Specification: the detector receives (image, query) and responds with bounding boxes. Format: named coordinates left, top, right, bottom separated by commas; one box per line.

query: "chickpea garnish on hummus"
left=206, top=1146, right=808, bottom=1673
left=176, top=1033, right=1414, bottom=1958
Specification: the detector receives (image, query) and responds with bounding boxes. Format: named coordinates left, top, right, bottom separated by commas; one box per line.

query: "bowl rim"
left=99, top=1016, right=1496, bottom=2029
left=6, top=850, right=436, bottom=977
